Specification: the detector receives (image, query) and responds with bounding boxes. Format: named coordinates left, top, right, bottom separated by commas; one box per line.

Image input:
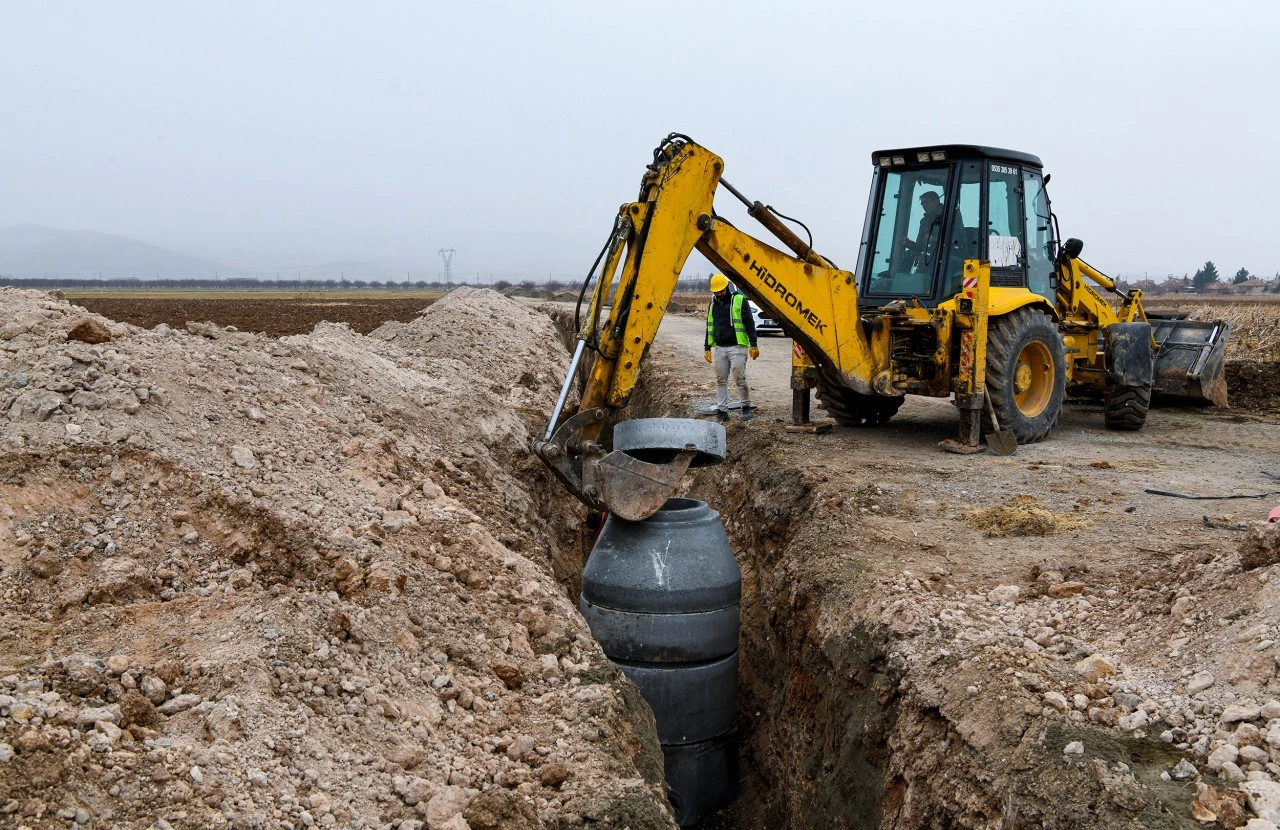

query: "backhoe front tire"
left=1102, top=321, right=1154, bottom=431
left=986, top=307, right=1067, bottom=444
left=816, top=381, right=904, bottom=427
left=1104, top=384, right=1151, bottom=430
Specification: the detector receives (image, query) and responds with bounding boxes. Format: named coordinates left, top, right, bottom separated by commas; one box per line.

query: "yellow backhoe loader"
left=533, top=134, right=1229, bottom=519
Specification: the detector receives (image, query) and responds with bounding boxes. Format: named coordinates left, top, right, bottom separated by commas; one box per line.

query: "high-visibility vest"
left=706, top=293, right=750, bottom=347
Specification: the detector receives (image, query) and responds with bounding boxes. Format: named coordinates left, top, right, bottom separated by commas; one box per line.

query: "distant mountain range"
left=0, top=224, right=595, bottom=282
left=0, top=224, right=232, bottom=278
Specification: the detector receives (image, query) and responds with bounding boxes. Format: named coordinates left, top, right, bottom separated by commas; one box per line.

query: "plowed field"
left=68, top=295, right=437, bottom=337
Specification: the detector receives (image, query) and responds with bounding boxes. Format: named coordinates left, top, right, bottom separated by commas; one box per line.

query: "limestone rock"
left=230, top=445, right=257, bottom=469
left=1043, top=691, right=1070, bottom=712
left=987, top=585, right=1020, bottom=605
left=1188, top=671, right=1216, bottom=695
left=424, top=785, right=473, bottom=830
left=1074, top=653, right=1116, bottom=683
left=8, top=389, right=64, bottom=422
left=1209, top=743, right=1240, bottom=772
left=157, top=693, right=201, bottom=715
left=1223, top=704, right=1262, bottom=725
left=1242, top=781, right=1280, bottom=823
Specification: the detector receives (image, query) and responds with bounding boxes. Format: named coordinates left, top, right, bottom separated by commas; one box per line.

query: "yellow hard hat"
left=710, top=274, right=729, bottom=293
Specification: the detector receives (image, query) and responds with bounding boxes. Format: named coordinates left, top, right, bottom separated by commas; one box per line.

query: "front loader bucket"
left=1150, top=316, right=1231, bottom=407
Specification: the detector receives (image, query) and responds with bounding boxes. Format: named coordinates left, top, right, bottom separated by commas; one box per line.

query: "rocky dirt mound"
left=0, top=287, right=675, bottom=830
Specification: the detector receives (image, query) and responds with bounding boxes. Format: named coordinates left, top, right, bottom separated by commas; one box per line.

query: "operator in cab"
left=901, top=189, right=945, bottom=265
left=704, top=274, right=759, bottom=422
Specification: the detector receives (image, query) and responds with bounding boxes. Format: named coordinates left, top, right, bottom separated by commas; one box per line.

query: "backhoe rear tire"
left=816, top=381, right=904, bottom=427
left=986, top=307, right=1067, bottom=444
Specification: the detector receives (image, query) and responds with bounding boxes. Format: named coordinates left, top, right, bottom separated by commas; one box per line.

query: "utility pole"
left=438, top=248, right=455, bottom=284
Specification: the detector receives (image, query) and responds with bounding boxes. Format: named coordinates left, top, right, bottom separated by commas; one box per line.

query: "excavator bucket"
left=1149, top=316, right=1231, bottom=408
left=598, top=419, right=727, bottom=520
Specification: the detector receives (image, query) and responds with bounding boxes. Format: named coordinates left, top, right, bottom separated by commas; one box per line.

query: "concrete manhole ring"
left=612, top=418, right=727, bottom=467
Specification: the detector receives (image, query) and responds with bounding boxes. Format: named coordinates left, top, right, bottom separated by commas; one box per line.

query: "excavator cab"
left=858, top=146, right=1056, bottom=308
left=855, top=144, right=1229, bottom=416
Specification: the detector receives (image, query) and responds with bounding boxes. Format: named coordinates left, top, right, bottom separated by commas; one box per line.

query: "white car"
left=747, top=299, right=784, bottom=336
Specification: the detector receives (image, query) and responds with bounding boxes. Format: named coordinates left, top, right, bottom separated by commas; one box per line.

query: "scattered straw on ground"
left=963, top=495, right=1091, bottom=537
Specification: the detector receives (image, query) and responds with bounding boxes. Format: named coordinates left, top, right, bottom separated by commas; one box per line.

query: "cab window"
left=865, top=167, right=951, bottom=298
left=986, top=163, right=1025, bottom=285
left=1022, top=169, right=1054, bottom=301
left=941, top=161, right=982, bottom=297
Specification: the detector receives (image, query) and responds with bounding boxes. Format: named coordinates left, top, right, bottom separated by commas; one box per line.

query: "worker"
left=704, top=274, right=759, bottom=421
left=901, top=190, right=945, bottom=262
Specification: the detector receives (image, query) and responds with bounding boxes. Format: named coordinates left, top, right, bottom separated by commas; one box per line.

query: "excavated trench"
left=633, top=389, right=900, bottom=828
left=538, top=376, right=909, bottom=828
left=535, top=314, right=901, bottom=826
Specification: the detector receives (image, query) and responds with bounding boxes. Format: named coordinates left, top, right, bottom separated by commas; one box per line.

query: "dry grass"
left=964, top=495, right=1091, bottom=537
left=1145, top=296, right=1280, bottom=361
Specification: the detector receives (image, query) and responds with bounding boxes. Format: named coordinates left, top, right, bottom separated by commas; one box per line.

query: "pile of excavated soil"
left=0, top=287, right=675, bottom=830
left=1226, top=361, right=1280, bottom=415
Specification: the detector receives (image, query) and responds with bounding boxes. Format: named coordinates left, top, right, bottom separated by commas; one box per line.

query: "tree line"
left=1191, top=262, right=1280, bottom=291
left=0, top=275, right=716, bottom=293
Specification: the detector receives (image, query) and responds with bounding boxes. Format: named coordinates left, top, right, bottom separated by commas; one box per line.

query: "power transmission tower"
left=438, top=248, right=456, bottom=283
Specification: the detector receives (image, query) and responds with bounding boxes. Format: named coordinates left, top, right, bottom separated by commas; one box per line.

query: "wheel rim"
left=1013, top=341, right=1054, bottom=417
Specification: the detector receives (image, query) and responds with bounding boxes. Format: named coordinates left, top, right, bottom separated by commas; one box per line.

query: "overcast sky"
left=4, top=1, right=1279, bottom=280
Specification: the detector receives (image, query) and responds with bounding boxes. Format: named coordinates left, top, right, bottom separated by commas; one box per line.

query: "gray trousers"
left=713, top=345, right=751, bottom=409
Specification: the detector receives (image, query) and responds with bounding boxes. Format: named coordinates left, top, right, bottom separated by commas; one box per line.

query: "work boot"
left=739, top=404, right=755, bottom=421
left=715, top=407, right=730, bottom=422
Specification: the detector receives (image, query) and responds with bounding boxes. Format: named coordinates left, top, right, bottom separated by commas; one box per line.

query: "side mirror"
left=1062, top=238, right=1084, bottom=260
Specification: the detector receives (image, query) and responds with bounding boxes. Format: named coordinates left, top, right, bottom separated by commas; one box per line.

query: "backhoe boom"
left=533, top=135, right=875, bottom=518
